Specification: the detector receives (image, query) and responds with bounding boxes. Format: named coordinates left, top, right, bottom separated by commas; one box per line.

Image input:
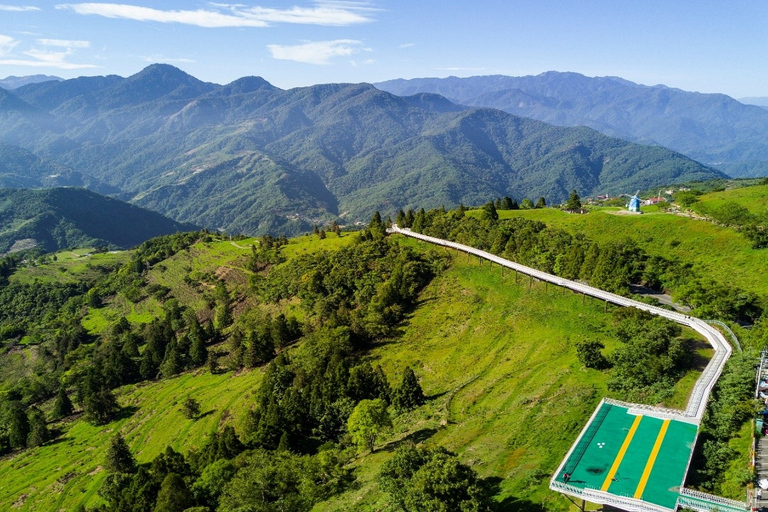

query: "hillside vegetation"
left=376, top=72, right=768, bottom=177
left=0, top=64, right=723, bottom=235
left=0, top=216, right=720, bottom=511
left=0, top=187, right=195, bottom=253
left=1, top=183, right=766, bottom=509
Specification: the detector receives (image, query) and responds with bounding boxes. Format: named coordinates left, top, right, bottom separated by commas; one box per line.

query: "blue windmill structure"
left=627, top=190, right=641, bottom=213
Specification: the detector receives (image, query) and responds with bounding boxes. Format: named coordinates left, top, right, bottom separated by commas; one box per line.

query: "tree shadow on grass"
left=115, top=405, right=139, bottom=421
left=382, top=427, right=439, bottom=452
left=481, top=477, right=547, bottom=512
left=196, top=409, right=215, bottom=420
left=426, top=390, right=448, bottom=401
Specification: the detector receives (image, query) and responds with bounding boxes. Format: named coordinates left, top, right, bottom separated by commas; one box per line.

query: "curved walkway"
left=389, top=225, right=731, bottom=423
left=389, top=225, right=743, bottom=512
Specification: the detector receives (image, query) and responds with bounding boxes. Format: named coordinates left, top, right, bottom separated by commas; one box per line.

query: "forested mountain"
left=0, top=65, right=723, bottom=235
left=0, top=143, right=118, bottom=193
left=376, top=72, right=768, bottom=178
left=0, top=188, right=195, bottom=253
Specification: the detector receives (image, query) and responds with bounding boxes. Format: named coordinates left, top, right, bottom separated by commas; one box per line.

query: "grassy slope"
left=0, top=230, right=720, bottom=511
left=690, top=183, right=768, bottom=216
left=0, top=370, right=262, bottom=511
left=494, top=206, right=766, bottom=296
left=9, top=249, right=131, bottom=286
left=317, top=236, right=706, bottom=511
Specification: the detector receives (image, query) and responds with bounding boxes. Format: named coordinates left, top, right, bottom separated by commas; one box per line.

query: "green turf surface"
left=555, top=401, right=697, bottom=510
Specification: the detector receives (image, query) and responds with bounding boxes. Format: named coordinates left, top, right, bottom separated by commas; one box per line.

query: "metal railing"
left=388, top=225, right=740, bottom=512
left=389, top=225, right=733, bottom=424
left=706, top=319, right=742, bottom=352
left=678, top=487, right=749, bottom=511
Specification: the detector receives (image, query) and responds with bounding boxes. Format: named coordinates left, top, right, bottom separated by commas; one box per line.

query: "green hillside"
left=0, top=214, right=744, bottom=511
left=0, top=187, right=196, bottom=253
left=483, top=183, right=768, bottom=297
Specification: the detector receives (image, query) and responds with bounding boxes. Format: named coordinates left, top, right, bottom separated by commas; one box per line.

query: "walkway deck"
left=388, top=225, right=747, bottom=512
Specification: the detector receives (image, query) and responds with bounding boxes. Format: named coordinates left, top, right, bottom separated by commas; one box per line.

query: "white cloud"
left=0, top=34, right=18, bottom=56
left=141, top=55, right=196, bottom=64
left=0, top=58, right=96, bottom=69
left=38, top=39, right=91, bottom=49
left=0, top=5, right=40, bottom=11
left=0, top=36, right=96, bottom=69
left=399, top=43, right=415, bottom=49
left=56, top=1, right=376, bottom=28
left=267, top=39, right=367, bottom=65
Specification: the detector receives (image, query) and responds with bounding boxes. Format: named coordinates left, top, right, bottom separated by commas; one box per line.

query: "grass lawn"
left=492, top=207, right=767, bottom=296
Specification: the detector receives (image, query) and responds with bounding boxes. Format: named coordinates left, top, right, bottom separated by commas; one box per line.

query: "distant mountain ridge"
left=375, top=72, right=768, bottom=177
left=0, top=65, right=724, bottom=235
left=0, top=143, right=119, bottom=194
left=0, top=74, right=62, bottom=90
left=0, top=188, right=195, bottom=253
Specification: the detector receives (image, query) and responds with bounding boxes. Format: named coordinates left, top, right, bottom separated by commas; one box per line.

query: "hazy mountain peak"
left=0, top=74, right=63, bottom=90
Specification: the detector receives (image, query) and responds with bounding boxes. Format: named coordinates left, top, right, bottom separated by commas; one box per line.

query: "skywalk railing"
left=388, top=225, right=732, bottom=424
left=677, top=487, right=749, bottom=512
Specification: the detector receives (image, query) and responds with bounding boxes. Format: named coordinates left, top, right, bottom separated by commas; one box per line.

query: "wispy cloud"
left=56, top=2, right=376, bottom=28
left=399, top=43, right=415, bottom=49
left=141, top=54, right=196, bottom=64
left=38, top=39, right=91, bottom=49
left=0, top=5, right=40, bottom=11
left=0, top=34, right=19, bottom=56
left=0, top=37, right=96, bottom=69
left=267, top=39, right=368, bottom=65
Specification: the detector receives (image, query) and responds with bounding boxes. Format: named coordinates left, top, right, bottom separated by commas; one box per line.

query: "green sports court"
left=553, top=400, right=698, bottom=510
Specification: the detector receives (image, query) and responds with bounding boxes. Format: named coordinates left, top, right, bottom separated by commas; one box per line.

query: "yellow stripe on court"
left=601, top=414, right=643, bottom=491
left=633, top=419, right=671, bottom=499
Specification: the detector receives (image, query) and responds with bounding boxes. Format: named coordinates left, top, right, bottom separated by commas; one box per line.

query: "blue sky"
left=0, top=1, right=765, bottom=98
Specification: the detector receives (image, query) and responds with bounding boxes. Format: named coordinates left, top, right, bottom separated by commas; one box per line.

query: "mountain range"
left=0, top=74, right=62, bottom=90
left=376, top=72, right=768, bottom=177
left=0, top=187, right=194, bottom=253
left=0, top=65, right=724, bottom=235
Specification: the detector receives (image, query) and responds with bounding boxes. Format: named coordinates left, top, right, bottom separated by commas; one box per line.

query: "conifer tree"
left=392, top=367, right=425, bottom=413
left=51, top=387, right=74, bottom=420
left=3, top=401, right=30, bottom=449
left=153, top=473, right=193, bottom=512
left=190, top=334, right=208, bottom=367
left=105, top=433, right=136, bottom=474
left=535, top=196, right=547, bottom=208
left=26, top=407, right=50, bottom=448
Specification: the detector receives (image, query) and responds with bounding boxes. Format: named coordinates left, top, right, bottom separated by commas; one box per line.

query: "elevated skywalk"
left=388, top=225, right=747, bottom=512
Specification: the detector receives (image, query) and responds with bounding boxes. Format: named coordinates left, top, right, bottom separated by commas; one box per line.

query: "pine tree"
left=565, top=189, right=582, bottom=211
left=26, top=407, right=50, bottom=448
left=83, top=389, right=120, bottom=425
left=105, top=433, right=136, bottom=473
left=392, top=367, right=425, bottom=413
left=140, top=348, right=159, bottom=380
left=183, top=397, right=201, bottom=420
left=190, top=335, right=208, bottom=367
left=51, top=387, right=74, bottom=420
left=535, top=196, right=547, bottom=208
left=501, top=196, right=515, bottom=210
left=207, top=350, right=218, bottom=374
left=395, top=209, right=406, bottom=227
left=3, top=401, right=30, bottom=449
left=159, top=344, right=183, bottom=378
left=153, top=473, right=193, bottom=512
